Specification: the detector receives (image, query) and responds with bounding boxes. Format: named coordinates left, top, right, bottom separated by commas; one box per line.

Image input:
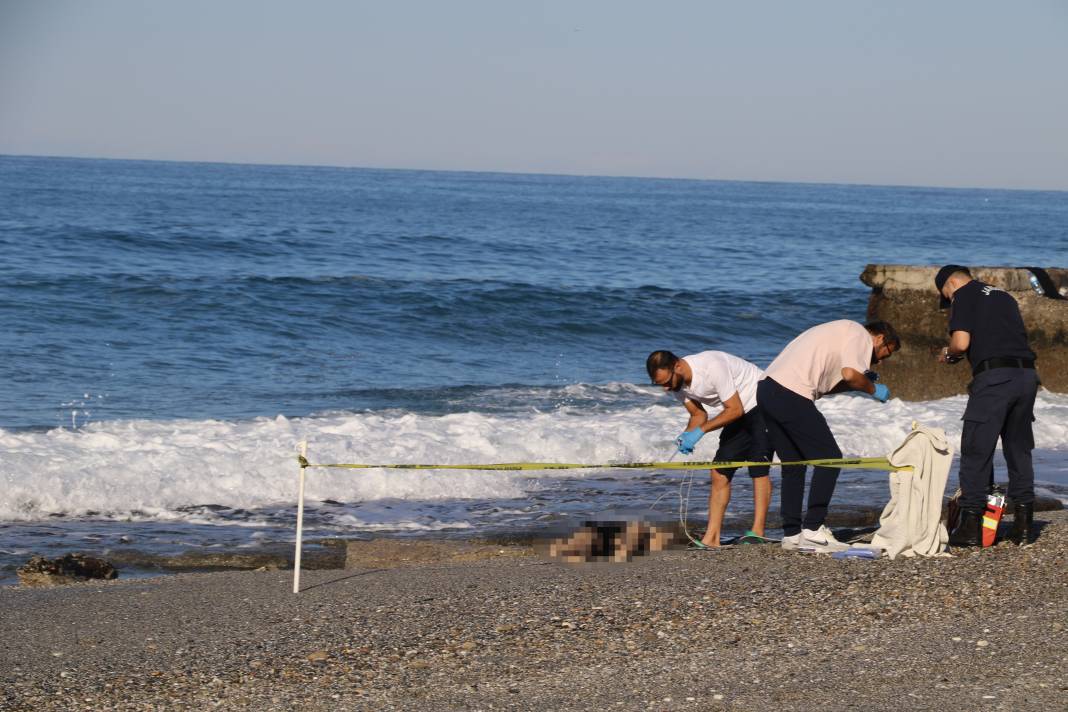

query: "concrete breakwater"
left=861, top=264, right=1068, bottom=400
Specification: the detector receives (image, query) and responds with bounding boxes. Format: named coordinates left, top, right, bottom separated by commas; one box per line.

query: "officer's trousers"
left=958, top=367, right=1039, bottom=511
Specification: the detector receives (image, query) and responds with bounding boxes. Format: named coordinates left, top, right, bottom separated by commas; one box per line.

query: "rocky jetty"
left=861, top=264, right=1068, bottom=400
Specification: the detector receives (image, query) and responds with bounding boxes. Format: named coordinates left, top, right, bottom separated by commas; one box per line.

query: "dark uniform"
left=948, top=278, right=1039, bottom=541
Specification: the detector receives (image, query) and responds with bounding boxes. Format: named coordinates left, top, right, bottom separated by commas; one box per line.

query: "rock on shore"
left=16, top=554, right=118, bottom=587
left=2, top=511, right=1066, bottom=711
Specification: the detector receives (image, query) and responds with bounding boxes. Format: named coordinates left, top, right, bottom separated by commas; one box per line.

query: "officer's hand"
left=939, top=347, right=963, bottom=364
left=676, top=428, right=704, bottom=454
left=871, top=383, right=890, bottom=403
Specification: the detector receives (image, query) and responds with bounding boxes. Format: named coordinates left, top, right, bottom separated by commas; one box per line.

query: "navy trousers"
left=756, top=378, right=842, bottom=537
left=958, top=368, right=1039, bottom=511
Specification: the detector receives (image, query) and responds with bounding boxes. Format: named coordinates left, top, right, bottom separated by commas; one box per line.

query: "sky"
left=1, top=1, right=1066, bottom=190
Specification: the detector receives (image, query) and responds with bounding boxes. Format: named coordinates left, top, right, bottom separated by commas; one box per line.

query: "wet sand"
left=2, top=512, right=1066, bottom=711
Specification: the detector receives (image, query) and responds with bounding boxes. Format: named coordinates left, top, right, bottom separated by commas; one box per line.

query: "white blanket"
left=869, top=423, right=952, bottom=559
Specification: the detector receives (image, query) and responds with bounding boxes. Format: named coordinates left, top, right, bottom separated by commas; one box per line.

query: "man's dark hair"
left=865, top=321, right=901, bottom=350
left=645, top=350, right=679, bottom=381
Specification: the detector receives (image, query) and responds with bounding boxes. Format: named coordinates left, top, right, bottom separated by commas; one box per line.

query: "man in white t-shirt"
left=756, top=320, right=899, bottom=553
left=646, top=349, right=773, bottom=548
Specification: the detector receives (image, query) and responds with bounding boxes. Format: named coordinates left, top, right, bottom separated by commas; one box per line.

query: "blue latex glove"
left=676, top=428, right=704, bottom=454
left=871, top=383, right=890, bottom=403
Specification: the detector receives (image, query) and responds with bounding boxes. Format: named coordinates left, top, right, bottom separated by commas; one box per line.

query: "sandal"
left=736, top=530, right=779, bottom=545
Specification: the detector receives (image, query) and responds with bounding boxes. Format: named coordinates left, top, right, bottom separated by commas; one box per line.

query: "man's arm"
left=840, top=367, right=875, bottom=395
left=939, top=330, right=970, bottom=363
left=682, top=399, right=708, bottom=431
left=824, top=379, right=853, bottom=395
left=696, top=392, right=745, bottom=433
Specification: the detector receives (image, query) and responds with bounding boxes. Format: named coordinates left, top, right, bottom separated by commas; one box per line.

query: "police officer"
left=935, top=265, right=1039, bottom=546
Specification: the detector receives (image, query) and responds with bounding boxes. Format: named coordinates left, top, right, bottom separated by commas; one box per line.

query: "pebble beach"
left=2, top=512, right=1066, bottom=711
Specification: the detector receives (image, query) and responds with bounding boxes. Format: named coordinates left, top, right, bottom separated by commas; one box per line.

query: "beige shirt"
left=764, top=320, right=873, bottom=400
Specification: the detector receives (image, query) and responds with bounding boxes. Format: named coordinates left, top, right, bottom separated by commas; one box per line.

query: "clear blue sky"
left=1, top=1, right=1066, bottom=189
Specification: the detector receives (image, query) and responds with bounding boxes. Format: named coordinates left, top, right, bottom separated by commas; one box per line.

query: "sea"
left=1, top=154, right=1067, bottom=582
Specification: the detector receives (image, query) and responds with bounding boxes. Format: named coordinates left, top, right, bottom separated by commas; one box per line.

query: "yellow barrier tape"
left=297, top=456, right=906, bottom=472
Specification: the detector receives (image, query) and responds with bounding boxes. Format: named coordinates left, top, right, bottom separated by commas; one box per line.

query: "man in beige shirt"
left=756, top=320, right=899, bottom=552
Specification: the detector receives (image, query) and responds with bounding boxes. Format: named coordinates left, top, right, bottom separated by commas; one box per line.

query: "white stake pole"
left=293, top=440, right=308, bottom=594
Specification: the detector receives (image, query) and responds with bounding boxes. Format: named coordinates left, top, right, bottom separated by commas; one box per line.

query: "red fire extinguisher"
left=982, top=488, right=1006, bottom=548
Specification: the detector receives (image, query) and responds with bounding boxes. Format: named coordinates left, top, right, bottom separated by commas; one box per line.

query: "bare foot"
left=700, top=537, right=721, bottom=548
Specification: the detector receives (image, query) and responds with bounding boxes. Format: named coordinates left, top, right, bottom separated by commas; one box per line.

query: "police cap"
left=935, top=264, right=971, bottom=309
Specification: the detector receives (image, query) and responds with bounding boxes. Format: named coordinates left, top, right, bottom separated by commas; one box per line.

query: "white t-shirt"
left=764, top=320, right=873, bottom=401
left=675, top=351, right=764, bottom=414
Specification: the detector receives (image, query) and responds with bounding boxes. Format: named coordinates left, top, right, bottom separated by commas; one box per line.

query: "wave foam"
left=1, top=390, right=1066, bottom=520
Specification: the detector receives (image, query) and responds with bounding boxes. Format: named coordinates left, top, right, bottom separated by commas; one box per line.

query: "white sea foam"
left=1, top=388, right=1066, bottom=521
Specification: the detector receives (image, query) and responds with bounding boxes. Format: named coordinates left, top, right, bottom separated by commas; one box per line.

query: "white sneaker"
left=781, top=533, right=802, bottom=551
left=800, top=525, right=850, bottom=552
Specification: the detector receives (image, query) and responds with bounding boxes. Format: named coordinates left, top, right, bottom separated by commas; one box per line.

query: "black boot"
left=948, top=508, right=984, bottom=547
left=1010, top=503, right=1035, bottom=545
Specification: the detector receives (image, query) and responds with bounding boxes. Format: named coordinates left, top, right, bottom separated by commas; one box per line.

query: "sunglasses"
left=652, top=369, right=677, bottom=389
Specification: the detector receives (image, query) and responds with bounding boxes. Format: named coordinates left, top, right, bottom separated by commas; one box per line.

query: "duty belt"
left=972, top=357, right=1035, bottom=377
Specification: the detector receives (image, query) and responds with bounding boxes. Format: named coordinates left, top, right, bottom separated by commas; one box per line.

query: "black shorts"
left=712, top=407, right=773, bottom=480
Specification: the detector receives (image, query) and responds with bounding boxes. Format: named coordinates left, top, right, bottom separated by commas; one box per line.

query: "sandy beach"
left=3, top=512, right=1066, bottom=711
